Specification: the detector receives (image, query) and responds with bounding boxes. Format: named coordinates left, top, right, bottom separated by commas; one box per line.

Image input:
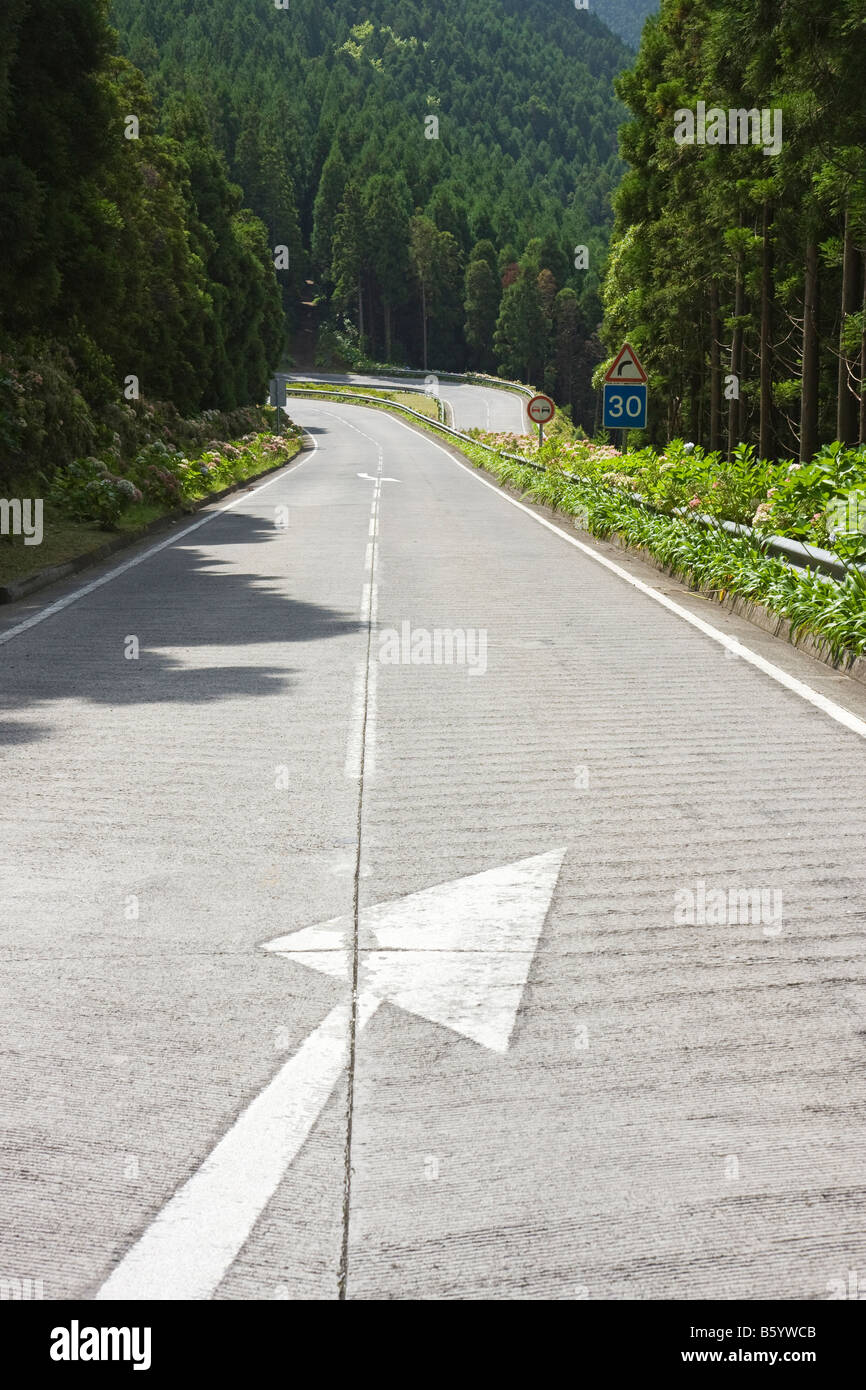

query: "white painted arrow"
left=96, top=850, right=564, bottom=1301
left=264, top=848, right=565, bottom=1052
left=357, top=471, right=400, bottom=483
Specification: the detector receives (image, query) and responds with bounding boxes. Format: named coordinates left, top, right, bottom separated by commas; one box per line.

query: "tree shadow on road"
left=0, top=510, right=363, bottom=741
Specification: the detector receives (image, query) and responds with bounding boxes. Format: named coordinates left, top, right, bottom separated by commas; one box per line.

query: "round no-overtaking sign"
left=527, top=394, right=555, bottom=425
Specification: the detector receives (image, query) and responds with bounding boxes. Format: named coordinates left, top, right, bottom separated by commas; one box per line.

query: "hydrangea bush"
left=46, top=430, right=300, bottom=528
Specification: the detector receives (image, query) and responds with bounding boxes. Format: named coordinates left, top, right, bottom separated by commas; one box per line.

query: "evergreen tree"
left=363, top=173, right=411, bottom=360
left=464, top=256, right=502, bottom=372
left=494, top=271, right=547, bottom=384
left=312, top=145, right=349, bottom=281
left=603, top=0, right=866, bottom=455
left=331, top=183, right=369, bottom=347
left=111, top=0, right=634, bottom=372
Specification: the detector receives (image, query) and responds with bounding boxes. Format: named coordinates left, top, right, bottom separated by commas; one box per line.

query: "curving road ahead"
left=280, top=370, right=528, bottom=435
left=2, top=398, right=866, bottom=1301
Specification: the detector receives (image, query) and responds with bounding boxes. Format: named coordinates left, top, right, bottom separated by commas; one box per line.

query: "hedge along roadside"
left=282, top=387, right=866, bottom=670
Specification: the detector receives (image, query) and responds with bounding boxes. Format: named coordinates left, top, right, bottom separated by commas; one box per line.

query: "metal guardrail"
left=347, top=366, right=536, bottom=399
left=685, top=513, right=857, bottom=582
left=282, top=386, right=860, bottom=584
left=300, top=381, right=449, bottom=424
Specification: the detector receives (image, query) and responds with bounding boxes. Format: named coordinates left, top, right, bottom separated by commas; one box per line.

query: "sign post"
left=269, top=377, right=283, bottom=435
left=602, top=343, right=648, bottom=448
left=527, top=393, right=555, bottom=449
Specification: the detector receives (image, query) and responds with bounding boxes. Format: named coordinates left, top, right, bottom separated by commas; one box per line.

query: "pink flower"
left=689, top=495, right=701, bottom=508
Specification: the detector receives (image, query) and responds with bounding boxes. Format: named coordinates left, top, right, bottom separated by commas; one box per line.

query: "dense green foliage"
left=0, top=0, right=283, bottom=489
left=110, top=0, right=639, bottom=425
left=602, top=0, right=866, bottom=460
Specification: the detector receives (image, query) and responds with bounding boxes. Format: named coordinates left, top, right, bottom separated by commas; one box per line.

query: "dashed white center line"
left=345, top=433, right=387, bottom=780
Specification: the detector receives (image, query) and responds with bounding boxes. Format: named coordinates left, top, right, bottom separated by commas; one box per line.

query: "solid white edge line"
left=377, top=410, right=866, bottom=743
left=0, top=439, right=318, bottom=648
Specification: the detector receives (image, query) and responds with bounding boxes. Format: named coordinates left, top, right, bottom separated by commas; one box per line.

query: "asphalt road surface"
left=2, top=396, right=866, bottom=1301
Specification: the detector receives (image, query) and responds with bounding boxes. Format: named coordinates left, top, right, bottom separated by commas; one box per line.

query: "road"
left=279, top=371, right=528, bottom=434
left=2, top=395, right=866, bottom=1301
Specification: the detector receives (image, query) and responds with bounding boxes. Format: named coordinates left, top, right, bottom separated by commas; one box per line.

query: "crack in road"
left=339, top=424, right=385, bottom=1300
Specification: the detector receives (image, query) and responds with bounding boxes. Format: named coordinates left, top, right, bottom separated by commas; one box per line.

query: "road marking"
left=365, top=647, right=378, bottom=778
left=96, top=851, right=563, bottom=1300
left=338, top=418, right=386, bottom=780
left=383, top=413, right=866, bottom=743
left=266, top=848, right=566, bottom=1052
left=96, top=994, right=380, bottom=1302
left=0, top=444, right=317, bottom=647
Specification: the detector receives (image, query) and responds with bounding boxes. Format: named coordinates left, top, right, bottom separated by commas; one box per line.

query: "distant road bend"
left=281, top=370, right=527, bottom=434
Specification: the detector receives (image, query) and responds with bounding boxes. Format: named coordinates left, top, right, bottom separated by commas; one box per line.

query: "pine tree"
left=331, top=183, right=369, bottom=347
left=363, top=173, right=411, bottom=361
left=464, top=256, right=502, bottom=372
left=494, top=271, right=547, bottom=384
left=312, top=145, right=349, bottom=282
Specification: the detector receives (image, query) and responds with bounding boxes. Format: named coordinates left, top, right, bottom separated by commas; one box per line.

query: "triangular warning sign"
left=604, top=342, right=647, bottom=383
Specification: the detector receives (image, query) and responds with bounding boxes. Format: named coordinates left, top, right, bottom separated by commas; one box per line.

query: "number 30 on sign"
left=602, top=383, right=647, bottom=430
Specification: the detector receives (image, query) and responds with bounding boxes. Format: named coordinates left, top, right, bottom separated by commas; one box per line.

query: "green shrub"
left=47, top=458, right=142, bottom=528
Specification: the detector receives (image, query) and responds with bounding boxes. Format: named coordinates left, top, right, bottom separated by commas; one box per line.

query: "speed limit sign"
left=602, top=383, right=647, bottom=429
